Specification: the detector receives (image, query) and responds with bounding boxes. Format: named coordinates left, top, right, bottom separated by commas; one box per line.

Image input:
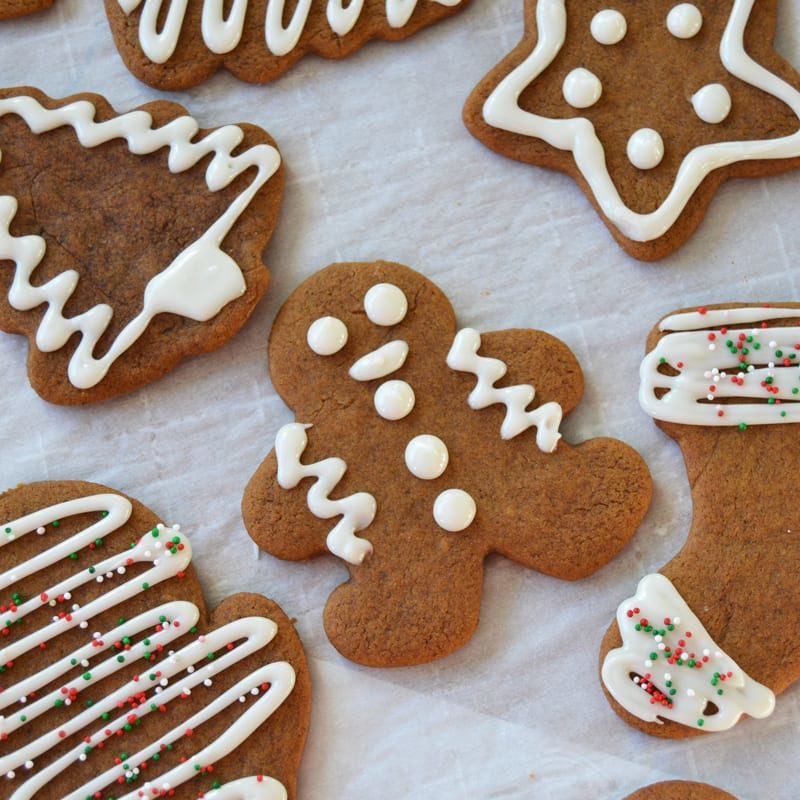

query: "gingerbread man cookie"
left=104, top=0, right=469, bottom=90
left=625, top=782, right=737, bottom=800
left=463, top=1, right=800, bottom=261
left=0, top=87, right=284, bottom=404
left=0, top=480, right=310, bottom=799
left=242, top=261, right=652, bottom=666
left=600, top=304, right=800, bottom=736
left=0, top=0, right=53, bottom=20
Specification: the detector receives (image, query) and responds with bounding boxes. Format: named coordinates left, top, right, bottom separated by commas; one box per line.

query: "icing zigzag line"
left=0, top=94, right=281, bottom=389
left=275, top=422, right=376, bottom=565
left=446, top=328, right=563, bottom=453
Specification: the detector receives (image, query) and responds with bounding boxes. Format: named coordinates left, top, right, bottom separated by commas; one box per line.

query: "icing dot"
left=307, top=316, right=348, bottom=356
left=562, top=68, right=602, bottom=109
left=433, top=489, right=476, bottom=532
left=667, top=4, right=702, bottom=39
left=405, top=435, right=449, bottom=480
left=692, top=83, right=732, bottom=124
left=364, top=283, right=408, bottom=326
left=374, top=380, right=415, bottom=420
left=627, top=128, right=665, bottom=170
left=590, top=9, right=627, bottom=45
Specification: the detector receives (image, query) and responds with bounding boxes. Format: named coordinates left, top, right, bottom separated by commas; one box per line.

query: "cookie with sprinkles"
left=0, top=0, right=53, bottom=20
left=103, top=0, right=470, bottom=90
left=0, top=86, right=284, bottom=404
left=463, top=1, right=800, bottom=260
left=242, top=260, right=652, bottom=666
left=624, top=782, right=738, bottom=800
left=600, top=303, right=800, bottom=737
left=0, top=480, right=310, bottom=799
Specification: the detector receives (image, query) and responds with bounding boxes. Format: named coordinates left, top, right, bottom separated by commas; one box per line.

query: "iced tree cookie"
left=625, top=782, right=737, bottom=800
left=0, top=0, right=53, bottom=18
left=0, top=480, right=310, bottom=799
left=242, top=261, right=652, bottom=666
left=104, top=0, right=469, bottom=90
left=600, top=303, right=800, bottom=737
left=0, top=87, right=284, bottom=404
left=463, top=1, right=800, bottom=261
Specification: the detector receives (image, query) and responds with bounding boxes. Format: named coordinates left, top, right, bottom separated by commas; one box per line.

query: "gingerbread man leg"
left=600, top=304, right=800, bottom=736
left=243, top=261, right=652, bottom=666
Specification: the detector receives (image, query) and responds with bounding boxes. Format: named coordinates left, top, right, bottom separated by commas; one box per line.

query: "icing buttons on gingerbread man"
left=243, top=261, right=652, bottom=666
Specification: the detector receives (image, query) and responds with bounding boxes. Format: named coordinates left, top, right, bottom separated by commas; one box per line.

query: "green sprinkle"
left=697, top=719, right=705, bottom=727
left=738, top=422, right=748, bottom=431
left=51, top=520, right=60, bottom=527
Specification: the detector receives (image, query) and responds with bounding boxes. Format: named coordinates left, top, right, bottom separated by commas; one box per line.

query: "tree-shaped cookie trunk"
left=0, top=481, right=310, bottom=799
left=600, top=304, right=800, bottom=737
left=243, top=261, right=652, bottom=666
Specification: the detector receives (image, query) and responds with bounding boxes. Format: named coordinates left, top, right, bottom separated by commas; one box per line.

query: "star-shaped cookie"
left=463, top=0, right=800, bottom=260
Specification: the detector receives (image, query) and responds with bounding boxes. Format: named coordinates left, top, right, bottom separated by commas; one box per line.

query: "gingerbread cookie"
left=104, top=0, right=469, bottom=90
left=624, top=782, right=737, bottom=800
left=600, top=303, right=800, bottom=736
left=463, top=1, right=800, bottom=261
left=0, top=0, right=53, bottom=19
left=0, top=87, right=284, bottom=404
left=242, top=261, right=652, bottom=666
left=0, top=480, right=310, bottom=798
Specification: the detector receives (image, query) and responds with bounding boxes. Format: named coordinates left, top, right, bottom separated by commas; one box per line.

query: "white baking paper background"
left=1, top=1, right=799, bottom=798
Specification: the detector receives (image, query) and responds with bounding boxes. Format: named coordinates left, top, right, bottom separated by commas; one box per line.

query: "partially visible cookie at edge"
left=104, top=0, right=471, bottom=90
left=0, top=479, right=310, bottom=799
left=0, top=86, right=284, bottom=404
left=0, top=0, right=53, bottom=20
left=624, top=782, right=738, bottom=800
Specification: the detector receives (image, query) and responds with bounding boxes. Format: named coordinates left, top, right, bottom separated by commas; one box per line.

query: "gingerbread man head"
left=243, top=261, right=652, bottom=666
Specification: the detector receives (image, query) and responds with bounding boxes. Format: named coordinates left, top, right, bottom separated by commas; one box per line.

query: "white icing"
left=363, top=282, right=408, bottom=326
left=0, top=95, right=280, bottom=389
left=405, top=434, right=449, bottom=480
left=602, top=573, right=775, bottom=731
left=481, top=0, right=800, bottom=243
left=349, top=340, right=409, bottom=381
left=640, top=306, right=800, bottom=426
left=119, top=0, right=464, bottom=61
left=374, top=379, right=415, bottom=420
left=667, top=3, right=703, bottom=39
left=590, top=9, right=626, bottom=45
left=0, top=492, right=294, bottom=799
left=446, top=328, right=562, bottom=452
left=627, top=128, right=665, bottom=170
left=433, top=489, right=476, bottom=532
left=307, top=315, right=348, bottom=356
left=562, top=67, right=602, bottom=110
left=692, top=83, right=732, bottom=124
left=275, top=422, right=375, bottom=564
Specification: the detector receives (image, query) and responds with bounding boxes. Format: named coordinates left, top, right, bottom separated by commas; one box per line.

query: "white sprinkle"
left=36, top=527, right=45, bottom=535
left=708, top=343, right=716, bottom=351
left=645, top=660, right=653, bottom=668
left=687, top=689, right=696, bottom=697
left=79, top=621, right=88, bottom=629
left=24, top=761, right=33, bottom=770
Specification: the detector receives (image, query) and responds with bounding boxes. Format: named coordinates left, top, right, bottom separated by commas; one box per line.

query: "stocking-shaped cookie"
left=0, top=87, right=283, bottom=404
left=0, top=481, right=310, bottom=799
left=0, top=0, right=53, bottom=19
left=601, top=304, right=800, bottom=736
left=625, top=782, right=737, bottom=800
left=104, top=0, right=469, bottom=90
left=463, top=1, right=800, bottom=260
left=243, top=261, right=652, bottom=666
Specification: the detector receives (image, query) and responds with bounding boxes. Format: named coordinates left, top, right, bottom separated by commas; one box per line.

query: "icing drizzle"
left=120, top=0, right=463, bottom=61
left=0, top=493, right=295, bottom=798
left=602, top=573, right=775, bottom=731
left=446, top=328, right=563, bottom=452
left=640, top=306, right=800, bottom=426
left=0, top=94, right=280, bottom=389
left=481, top=0, right=800, bottom=242
left=275, top=423, right=376, bottom=564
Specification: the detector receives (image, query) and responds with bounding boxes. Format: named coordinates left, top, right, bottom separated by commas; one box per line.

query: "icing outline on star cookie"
left=481, top=0, right=800, bottom=243
left=0, top=94, right=281, bottom=390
